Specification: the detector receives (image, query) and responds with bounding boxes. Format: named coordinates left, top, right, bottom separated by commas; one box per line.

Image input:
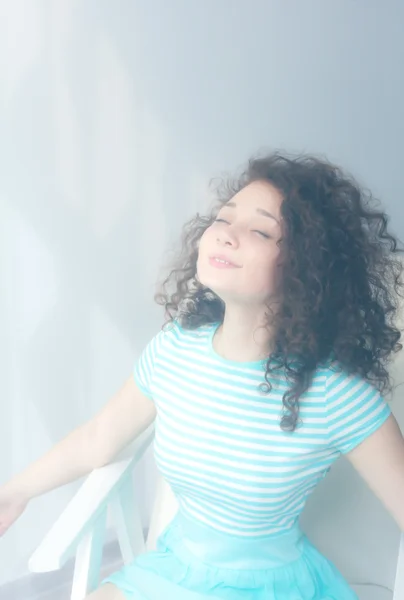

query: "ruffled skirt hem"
left=102, top=514, right=358, bottom=600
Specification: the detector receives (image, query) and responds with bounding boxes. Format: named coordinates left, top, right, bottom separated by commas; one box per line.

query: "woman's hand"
left=0, top=487, right=28, bottom=536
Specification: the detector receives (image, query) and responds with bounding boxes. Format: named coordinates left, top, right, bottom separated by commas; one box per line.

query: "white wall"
left=1, top=0, right=403, bottom=588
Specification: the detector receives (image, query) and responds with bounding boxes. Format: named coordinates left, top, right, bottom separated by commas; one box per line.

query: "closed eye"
left=253, top=230, right=271, bottom=239
left=214, top=219, right=271, bottom=239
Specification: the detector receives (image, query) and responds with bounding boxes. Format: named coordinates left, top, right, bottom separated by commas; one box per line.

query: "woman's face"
left=197, top=180, right=284, bottom=305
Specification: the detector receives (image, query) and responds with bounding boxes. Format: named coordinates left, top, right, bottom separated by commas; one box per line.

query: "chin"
left=196, top=263, right=214, bottom=288
left=197, top=262, right=241, bottom=300
left=198, top=267, right=224, bottom=288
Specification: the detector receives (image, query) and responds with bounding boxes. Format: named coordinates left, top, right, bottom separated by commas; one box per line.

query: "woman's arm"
left=346, top=413, right=404, bottom=531
left=1, top=376, right=156, bottom=503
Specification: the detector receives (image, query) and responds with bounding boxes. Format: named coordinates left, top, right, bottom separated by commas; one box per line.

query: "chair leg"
left=71, top=510, right=107, bottom=600
left=393, top=533, right=404, bottom=600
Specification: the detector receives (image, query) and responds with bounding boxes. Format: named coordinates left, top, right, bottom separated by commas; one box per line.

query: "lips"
left=209, top=254, right=241, bottom=268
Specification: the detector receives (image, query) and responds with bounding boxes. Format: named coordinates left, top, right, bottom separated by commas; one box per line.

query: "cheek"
left=197, top=227, right=218, bottom=261
left=246, top=250, right=281, bottom=291
left=197, top=232, right=208, bottom=259
left=198, top=228, right=212, bottom=250
left=196, top=232, right=211, bottom=275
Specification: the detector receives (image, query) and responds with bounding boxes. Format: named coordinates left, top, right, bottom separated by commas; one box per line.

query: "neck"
left=213, top=307, right=273, bottom=363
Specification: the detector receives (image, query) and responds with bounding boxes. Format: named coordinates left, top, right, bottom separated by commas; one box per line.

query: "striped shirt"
left=134, top=321, right=391, bottom=538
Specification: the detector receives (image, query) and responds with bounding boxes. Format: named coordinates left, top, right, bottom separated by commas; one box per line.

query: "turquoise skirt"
left=102, top=512, right=358, bottom=599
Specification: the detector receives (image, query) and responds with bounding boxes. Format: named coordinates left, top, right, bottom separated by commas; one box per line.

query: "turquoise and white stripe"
left=134, top=321, right=391, bottom=538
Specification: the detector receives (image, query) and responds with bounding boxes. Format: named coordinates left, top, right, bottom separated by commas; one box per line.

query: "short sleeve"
left=133, top=325, right=173, bottom=399
left=325, top=366, right=392, bottom=454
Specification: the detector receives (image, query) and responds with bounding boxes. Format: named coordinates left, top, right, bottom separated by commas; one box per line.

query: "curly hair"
left=155, top=151, right=404, bottom=432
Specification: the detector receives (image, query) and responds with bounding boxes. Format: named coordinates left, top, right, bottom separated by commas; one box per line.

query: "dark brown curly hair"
left=155, top=151, right=404, bottom=432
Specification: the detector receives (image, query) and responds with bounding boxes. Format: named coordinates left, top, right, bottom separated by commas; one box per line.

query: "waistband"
left=163, top=511, right=306, bottom=571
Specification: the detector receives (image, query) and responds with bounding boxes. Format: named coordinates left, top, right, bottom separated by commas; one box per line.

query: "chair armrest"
left=28, top=424, right=154, bottom=573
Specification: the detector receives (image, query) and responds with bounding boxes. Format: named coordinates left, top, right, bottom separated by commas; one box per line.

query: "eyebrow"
left=225, top=201, right=280, bottom=224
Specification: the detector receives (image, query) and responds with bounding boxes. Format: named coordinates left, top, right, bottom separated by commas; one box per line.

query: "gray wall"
left=1, top=0, right=403, bottom=589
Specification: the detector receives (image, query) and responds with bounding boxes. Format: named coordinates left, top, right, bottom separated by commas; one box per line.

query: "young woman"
left=1, top=152, right=404, bottom=600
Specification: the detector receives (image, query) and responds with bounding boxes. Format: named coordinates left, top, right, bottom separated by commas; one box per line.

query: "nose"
left=216, top=225, right=239, bottom=248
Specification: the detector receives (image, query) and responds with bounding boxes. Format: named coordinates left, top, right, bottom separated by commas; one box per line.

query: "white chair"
left=28, top=422, right=404, bottom=600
